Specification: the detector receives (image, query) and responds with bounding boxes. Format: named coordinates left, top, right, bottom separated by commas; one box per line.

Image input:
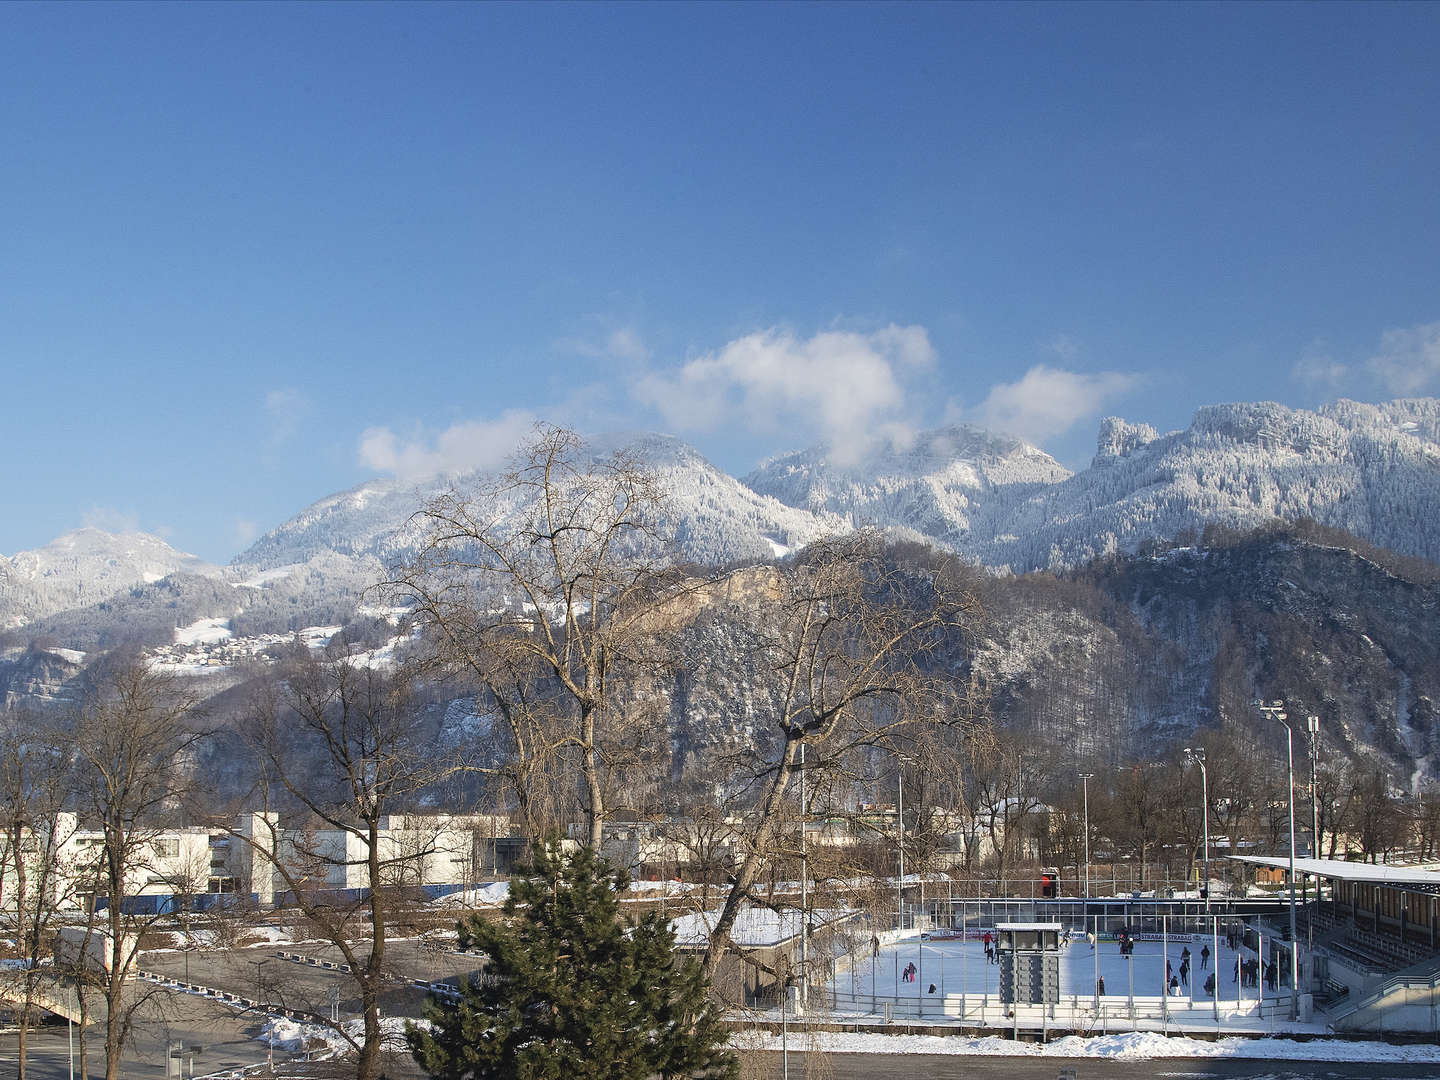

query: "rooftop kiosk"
left=996, top=922, right=1062, bottom=1009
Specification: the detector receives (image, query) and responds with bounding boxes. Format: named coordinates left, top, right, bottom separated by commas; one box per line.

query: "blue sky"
left=3, top=2, right=1438, bottom=563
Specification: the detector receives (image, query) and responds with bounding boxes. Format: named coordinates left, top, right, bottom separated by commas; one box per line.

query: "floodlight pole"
left=1307, top=714, right=1320, bottom=952
left=1184, top=749, right=1209, bottom=912
left=799, top=741, right=808, bottom=1010
left=1079, top=773, right=1093, bottom=907
left=1257, top=699, right=1299, bottom=1021
left=897, top=761, right=904, bottom=934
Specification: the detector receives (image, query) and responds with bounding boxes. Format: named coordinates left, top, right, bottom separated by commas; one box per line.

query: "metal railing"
left=798, top=988, right=1295, bottom=1033
left=1327, top=968, right=1440, bottom=1025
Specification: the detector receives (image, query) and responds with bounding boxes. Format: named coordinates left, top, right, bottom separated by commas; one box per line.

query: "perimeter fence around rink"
left=813, top=906, right=1313, bottom=1035
left=813, top=987, right=1298, bottom=1037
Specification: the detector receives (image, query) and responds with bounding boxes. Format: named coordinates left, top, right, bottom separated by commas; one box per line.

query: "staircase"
left=1328, top=954, right=1440, bottom=1035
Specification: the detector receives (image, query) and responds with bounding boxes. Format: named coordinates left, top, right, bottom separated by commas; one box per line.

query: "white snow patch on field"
left=742, top=1030, right=1440, bottom=1062
left=174, top=617, right=232, bottom=645
left=235, top=566, right=297, bottom=589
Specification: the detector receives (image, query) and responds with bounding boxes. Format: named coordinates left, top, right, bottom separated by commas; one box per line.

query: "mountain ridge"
left=7, top=396, right=1440, bottom=633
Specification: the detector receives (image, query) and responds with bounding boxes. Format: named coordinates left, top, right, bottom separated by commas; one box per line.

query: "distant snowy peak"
left=234, top=433, right=842, bottom=573
left=984, top=397, right=1440, bottom=571
left=0, top=528, right=219, bottom=628
left=744, top=424, right=1072, bottom=542
left=1092, top=417, right=1161, bottom=466
left=236, top=401, right=1440, bottom=584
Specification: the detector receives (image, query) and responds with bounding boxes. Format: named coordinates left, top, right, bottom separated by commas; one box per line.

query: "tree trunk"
left=582, top=703, right=605, bottom=849
left=356, top=983, right=382, bottom=1080
left=702, top=735, right=800, bottom=975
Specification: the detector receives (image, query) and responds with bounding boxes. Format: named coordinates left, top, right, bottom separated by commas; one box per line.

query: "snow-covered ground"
left=672, top=907, right=851, bottom=948
left=260, top=1015, right=429, bottom=1056
left=740, top=1030, right=1440, bottom=1063
left=174, top=616, right=233, bottom=645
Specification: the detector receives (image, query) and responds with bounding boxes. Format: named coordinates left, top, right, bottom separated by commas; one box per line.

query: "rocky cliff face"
left=971, top=524, right=1440, bottom=788
left=0, top=645, right=84, bottom=709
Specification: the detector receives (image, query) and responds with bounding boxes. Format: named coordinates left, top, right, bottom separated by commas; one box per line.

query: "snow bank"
left=742, top=1030, right=1440, bottom=1063
left=258, top=1015, right=430, bottom=1057
left=174, top=617, right=232, bottom=645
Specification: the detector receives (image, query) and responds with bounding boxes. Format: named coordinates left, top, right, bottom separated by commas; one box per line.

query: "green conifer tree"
left=408, top=840, right=737, bottom=1080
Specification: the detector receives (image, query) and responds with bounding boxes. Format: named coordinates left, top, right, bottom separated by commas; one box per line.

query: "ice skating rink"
left=833, top=932, right=1288, bottom=1006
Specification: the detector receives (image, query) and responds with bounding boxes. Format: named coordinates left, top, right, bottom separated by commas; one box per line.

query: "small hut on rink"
left=995, top=922, right=1062, bottom=1008
left=668, top=907, right=860, bottom=1007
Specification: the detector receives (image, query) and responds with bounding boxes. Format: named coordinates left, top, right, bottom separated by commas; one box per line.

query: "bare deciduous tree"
left=69, top=660, right=205, bottom=1080
left=0, top=716, right=79, bottom=1080
left=388, top=424, right=699, bottom=847
left=233, top=655, right=453, bottom=1080
left=701, top=533, right=978, bottom=977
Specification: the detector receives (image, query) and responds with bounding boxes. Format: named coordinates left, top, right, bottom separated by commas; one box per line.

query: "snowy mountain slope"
left=976, top=398, right=1440, bottom=571
left=743, top=424, right=1072, bottom=549
left=0, top=528, right=220, bottom=629
left=11, top=398, right=1440, bottom=647
left=746, top=401, right=1440, bottom=573
left=234, top=433, right=844, bottom=573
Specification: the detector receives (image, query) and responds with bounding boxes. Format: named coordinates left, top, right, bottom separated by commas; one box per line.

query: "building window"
left=153, top=838, right=180, bottom=859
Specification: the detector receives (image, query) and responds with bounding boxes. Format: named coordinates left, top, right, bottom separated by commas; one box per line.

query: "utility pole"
left=1183, top=748, right=1209, bottom=912
left=1078, top=773, right=1093, bottom=904
left=1257, top=699, right=1300, bottom=1021
left=896, top=761, right=904, bottom=933
left=1307, top=714, right=1320, bottom=952
left=799, top=741, right=808, bottom=1010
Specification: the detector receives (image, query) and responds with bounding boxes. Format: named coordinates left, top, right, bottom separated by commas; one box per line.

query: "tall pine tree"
left=408, top=840, right=737, bottom=1080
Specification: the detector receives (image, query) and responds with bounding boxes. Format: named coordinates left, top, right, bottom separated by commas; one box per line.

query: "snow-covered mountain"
left=743, top=424, right=1073, bottom=549
left=973, top=398, right=1440, bottom=571
left=0, top=528, right=219, bottom=629
left=747, top=399, right=1440, bottom=572
left=10, top=398, right=1440, bottom=642
left=233, top=433, right=841, bottom=573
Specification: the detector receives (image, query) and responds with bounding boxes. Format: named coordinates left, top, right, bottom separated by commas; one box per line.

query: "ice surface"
left=836, top=933, right=1280, bottom=1005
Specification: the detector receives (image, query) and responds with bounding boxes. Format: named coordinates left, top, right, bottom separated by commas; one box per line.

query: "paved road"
left=142, top=942, right=478, bottom=1023
left=0, top=992, right=301, bottom=1080
left=740, top=1050, right=1440, bottom=1080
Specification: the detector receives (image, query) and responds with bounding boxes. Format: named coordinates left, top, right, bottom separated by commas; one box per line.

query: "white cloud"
left=633, top=324, right=935, bottom=463
left=264, top=387, right=310, bottom=448
left=604, top=328, right=650, bottom=365
left=232, top=518, right=258, bottom=548
left=81, top=507, right=141, bottom=535
left=358, top=409, right=538, bottom=481
left=1366, top=321, right=1440, bottom=395
left=973, top=365, right=1138, bottom=444
left=1292, top=348, right=1350, bottom=389
left=1042, top=334, right=1082, bottom=363
left=559, top=326, right=651, bottom=366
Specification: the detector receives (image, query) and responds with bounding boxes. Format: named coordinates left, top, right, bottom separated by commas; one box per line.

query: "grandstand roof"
left=1231, top=855, right=1440, bottom=892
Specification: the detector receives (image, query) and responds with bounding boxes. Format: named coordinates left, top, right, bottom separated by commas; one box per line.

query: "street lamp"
left=1079, top=770, right=1096, bottom=1010
left=1256, top=699, right=1300, bottom=1021
left=1307, top=715, right=1320, bottom=857
left=896, top=759, right=904, bottom=934
left=1183, top=748, right=1209, bottom=912
left=1078, top=773, right=1093, bottom=905
left=1307, top=715, right=1320, bottom=953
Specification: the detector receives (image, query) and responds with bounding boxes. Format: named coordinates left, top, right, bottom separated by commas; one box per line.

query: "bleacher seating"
left=1345, top=925, right=1432, bottom=970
